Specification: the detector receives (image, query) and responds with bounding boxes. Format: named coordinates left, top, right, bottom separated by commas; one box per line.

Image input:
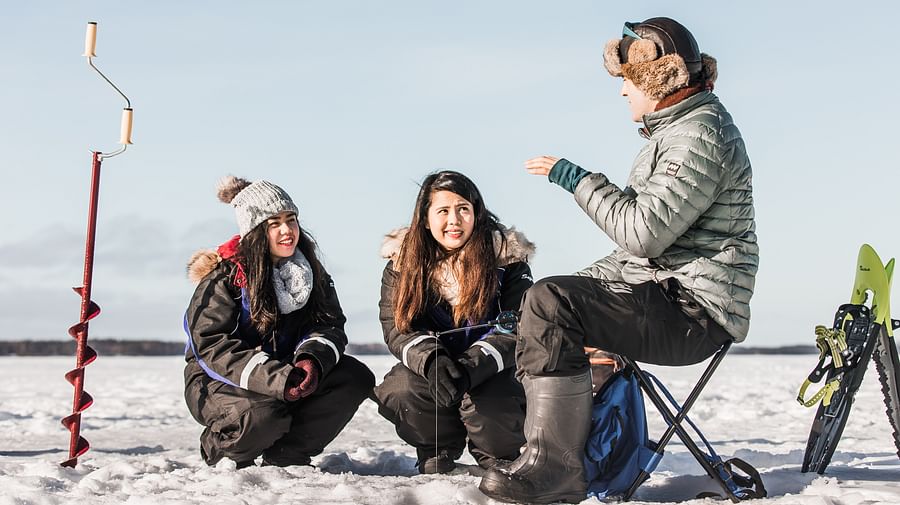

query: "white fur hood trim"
left=380, top=226, right=535, bottom=269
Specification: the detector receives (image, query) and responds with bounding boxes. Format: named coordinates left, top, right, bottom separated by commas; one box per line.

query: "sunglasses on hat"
left=622, top=22, right=642, bottom=40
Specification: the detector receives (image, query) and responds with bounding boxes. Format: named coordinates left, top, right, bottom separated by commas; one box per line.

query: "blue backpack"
left=583, top=369, right=659, bottom=500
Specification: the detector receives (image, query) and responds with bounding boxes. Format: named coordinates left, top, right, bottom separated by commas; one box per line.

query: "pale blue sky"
left=1, top=1, right=898, bottom=347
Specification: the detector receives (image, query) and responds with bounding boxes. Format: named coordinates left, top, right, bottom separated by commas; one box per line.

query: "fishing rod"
left=430, top=310, right=520, bottom=471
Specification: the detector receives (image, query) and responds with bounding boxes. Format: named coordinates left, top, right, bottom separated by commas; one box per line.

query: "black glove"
left=426, top=354, right=470, bottom=407
left=456, top=354, right=496, bottom=390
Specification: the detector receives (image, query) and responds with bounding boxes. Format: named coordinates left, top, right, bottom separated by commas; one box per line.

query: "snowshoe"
left=799, top=244, right=900, bottom=474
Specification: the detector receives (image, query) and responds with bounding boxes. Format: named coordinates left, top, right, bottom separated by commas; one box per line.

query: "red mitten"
left=284, top=358, right=320, bottom=401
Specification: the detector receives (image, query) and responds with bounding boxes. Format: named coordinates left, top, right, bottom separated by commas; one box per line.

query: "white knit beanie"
left=216, top=176, right=299, bottom=237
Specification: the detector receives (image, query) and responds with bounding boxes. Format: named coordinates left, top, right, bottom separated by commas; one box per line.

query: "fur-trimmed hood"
left=187, top=249, right=224, bottom=284
left=186, top=235, right=243, bottom=285
left=380, top=226, right=535, bottom=270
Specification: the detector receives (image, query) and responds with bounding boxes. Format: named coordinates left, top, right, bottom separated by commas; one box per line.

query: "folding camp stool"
left=621, top=341, right=745, bottom=503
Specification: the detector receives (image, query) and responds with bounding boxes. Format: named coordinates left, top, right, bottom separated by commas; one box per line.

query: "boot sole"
left=478, top=471, right=584, bottom=504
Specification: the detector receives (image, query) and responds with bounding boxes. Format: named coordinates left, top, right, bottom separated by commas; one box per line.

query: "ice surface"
left=1, top=355, right=898, bottom=504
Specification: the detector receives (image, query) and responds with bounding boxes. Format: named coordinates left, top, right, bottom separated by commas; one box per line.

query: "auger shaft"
left=61, top=152, right=103, bottom=467
left=76, top=153, right=101, bottom=361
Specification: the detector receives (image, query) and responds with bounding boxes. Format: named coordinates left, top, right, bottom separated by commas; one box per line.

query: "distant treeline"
left=0, top=339, right=820, bottom=357
left=0, top=340, right=390, bottom=356
left=0, top=339, right=184, bottom=356
left=729, top=345, right=817, bottom=355
left=7, top=340, right=897, bottom=357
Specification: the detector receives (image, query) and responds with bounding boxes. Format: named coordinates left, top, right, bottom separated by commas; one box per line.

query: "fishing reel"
left=434, top=310, right=520, bottom=337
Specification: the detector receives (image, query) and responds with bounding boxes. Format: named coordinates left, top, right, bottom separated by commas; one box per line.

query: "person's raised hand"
left=525, top=155, right=560, bottom=177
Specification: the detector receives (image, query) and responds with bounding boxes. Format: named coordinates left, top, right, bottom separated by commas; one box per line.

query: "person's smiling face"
left=426, top=190, right=475, bottom=251
left=266, top=211, right=300, bottom=262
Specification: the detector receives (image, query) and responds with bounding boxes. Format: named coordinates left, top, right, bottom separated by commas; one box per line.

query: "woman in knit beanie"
left=182, top=176, right=375, bottom=468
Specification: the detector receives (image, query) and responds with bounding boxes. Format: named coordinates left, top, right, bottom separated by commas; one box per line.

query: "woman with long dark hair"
left=183, top=176, right=374, bottom=468
left=373, top=170, right=535, bottom=474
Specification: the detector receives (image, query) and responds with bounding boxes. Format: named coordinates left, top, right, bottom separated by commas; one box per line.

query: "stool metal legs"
left=621, top=342, right=739, bottom=503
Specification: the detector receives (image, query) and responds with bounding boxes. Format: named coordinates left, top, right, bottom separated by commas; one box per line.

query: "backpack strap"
left=726, top=458, right=767, bottom=499
left=696, top=457, right=767, bottom=500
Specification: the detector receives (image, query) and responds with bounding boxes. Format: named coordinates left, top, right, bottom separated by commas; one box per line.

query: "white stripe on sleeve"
left=472, top=341, right=504, bottom=372
left=301, top=336, right=341, bottom=364
left=402, top=335, right=438, bottom=369
left=239, top=352, right=270, bottom=389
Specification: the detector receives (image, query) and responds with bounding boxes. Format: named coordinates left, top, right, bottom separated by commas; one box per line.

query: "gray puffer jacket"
left=569, top=91, right=758, bottom=341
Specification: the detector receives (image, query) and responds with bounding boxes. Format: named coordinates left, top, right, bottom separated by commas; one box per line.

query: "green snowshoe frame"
left=798, top=244, right=894, bottom=407
left=851, top=244, right=894, bottom=332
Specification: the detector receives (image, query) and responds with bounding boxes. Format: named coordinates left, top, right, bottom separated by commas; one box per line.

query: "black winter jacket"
left=184, top=248, right=347, bottom=401
left=378, top=227, right=535, bottom=387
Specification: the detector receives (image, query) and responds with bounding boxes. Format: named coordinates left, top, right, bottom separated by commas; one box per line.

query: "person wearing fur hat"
left=183, top=176, right=375, bottom=468
left=480, top=17, right=758, bottom=503
left=372, top=170, right=535, bottom=475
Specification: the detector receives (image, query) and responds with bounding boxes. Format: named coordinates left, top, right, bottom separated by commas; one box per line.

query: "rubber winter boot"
left=417, top=448, right=456, bottom=474
left=468, top=440, right=520, bottom=470
left=478, top=370, right=592, bottom=504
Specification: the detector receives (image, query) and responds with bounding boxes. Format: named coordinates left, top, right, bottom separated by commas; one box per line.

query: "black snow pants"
left=373, top=364, right=526, bottom=468
left=184, top=355, right=375, bottom=466
left=515, top=276, right=734, bottom=377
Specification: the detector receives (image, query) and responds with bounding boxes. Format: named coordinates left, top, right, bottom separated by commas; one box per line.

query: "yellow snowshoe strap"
left=796, top=325, right=848, bottom=408
left=797, top=377, right=841, bottom=407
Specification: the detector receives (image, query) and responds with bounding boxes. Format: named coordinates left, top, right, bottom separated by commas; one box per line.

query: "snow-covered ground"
left=1, top=354, right=898, bottom=504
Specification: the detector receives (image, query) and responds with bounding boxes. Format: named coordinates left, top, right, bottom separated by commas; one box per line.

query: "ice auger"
left=61, top=22, right=134, bottom=468
left=798, top=244, right=900, bottom=474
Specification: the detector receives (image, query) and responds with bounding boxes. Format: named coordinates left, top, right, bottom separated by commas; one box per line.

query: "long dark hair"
left=238, top=220, right=328, bottom=337
left=394, top=170, right=504, bottom=332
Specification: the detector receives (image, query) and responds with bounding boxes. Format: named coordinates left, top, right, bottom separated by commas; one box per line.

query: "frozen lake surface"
left=1, top=354, right=898, bottom=504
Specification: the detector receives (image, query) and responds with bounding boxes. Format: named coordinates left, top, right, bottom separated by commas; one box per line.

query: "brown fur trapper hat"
left=603, top=17, right=718, bottom=100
